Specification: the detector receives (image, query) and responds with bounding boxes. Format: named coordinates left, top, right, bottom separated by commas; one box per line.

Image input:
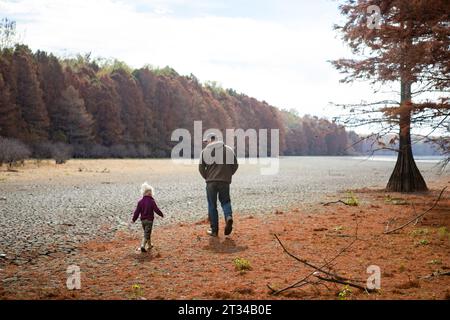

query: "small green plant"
left=334, top=225, right=345, bottom=232
left=410, top=228, right=429, bottom=237
left=130, top=284, right=144, bottom=300
left=233, top=258, right=252, bottom=272
left=417, top=239, right=429, bottom=246
left=399, top=264, right=406, bottom=272
left=344, top=192, right=359, bottom=206
left=338, top=285, right=352, bottom=300
left=437, top=227, right=449, bottom=240
left=427, top=259, right=442, bottom=265
left=384, top=195, right=408, bottom=205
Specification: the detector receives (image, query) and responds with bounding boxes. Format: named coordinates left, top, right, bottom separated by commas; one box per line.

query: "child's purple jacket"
left=132, top=196, right=164, bottom=222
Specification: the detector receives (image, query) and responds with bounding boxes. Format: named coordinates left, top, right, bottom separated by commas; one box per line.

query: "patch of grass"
left=417, top=239, right=429, bottom=246
left=344, top=192, right=359, bottom=206
left=437, top=227, right=449, bottom=240
left=233, top=258, right=252, bottom=272
left=410, top=228, right=429, bottom=237
left=130, top=284, right=144, bottom=300
left=385, top=195, right=408, bottom=205
left=427, top=259, right=442, bottom=265
left=334, top=226, right=345, bottom=232
left=338, top=285, right=352, bottom=300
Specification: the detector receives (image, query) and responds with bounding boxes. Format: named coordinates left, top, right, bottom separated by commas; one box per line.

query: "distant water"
left=351, top=155, right=446, bottom=163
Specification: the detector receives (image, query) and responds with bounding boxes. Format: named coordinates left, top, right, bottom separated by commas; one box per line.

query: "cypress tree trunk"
left=386, top=80, right=428, bottom=192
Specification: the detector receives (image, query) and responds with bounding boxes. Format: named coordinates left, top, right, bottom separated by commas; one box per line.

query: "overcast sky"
left=0, top=0, right=402, bottom=133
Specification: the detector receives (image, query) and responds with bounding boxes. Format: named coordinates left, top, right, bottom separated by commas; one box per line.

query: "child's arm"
left=132, top=201, right=142, bottom=223
left=152, top=200, right=164, bottom=218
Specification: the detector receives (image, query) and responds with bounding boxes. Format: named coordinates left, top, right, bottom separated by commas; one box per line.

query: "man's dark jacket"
left=199, top=141, right=239, bottom=184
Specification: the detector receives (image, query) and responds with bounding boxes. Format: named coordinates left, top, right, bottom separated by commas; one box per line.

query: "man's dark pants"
left=206, top=181, right=233, bottom=234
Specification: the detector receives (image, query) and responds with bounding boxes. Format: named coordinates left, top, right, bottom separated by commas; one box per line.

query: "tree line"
left=0, top=44, right=359, bottom=161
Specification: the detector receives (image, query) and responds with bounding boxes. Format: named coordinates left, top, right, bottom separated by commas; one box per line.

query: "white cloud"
left=0, top=0, right=397, bottom=133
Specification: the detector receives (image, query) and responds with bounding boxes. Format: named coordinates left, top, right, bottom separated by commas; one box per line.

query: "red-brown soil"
left=1, top=188, right=449, bottom=300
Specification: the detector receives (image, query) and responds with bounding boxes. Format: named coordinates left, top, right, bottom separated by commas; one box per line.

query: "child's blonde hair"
left=140, top=182, right=154, bottom=196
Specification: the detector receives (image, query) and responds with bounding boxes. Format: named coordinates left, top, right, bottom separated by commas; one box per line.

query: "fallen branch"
left=384, top=187, right=447, bottom=234
left=273, top=234, right=353, bottom=282
left=268, top=215, right=375, bottom=295
left=269, top=234, right=371, bottom=295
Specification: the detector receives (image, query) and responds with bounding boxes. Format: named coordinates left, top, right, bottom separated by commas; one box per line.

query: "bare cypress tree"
left=332, top=0, right=449, bottom=192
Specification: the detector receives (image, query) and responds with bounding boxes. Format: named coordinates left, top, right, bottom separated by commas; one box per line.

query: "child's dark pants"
left=142, top=220, right=153, bottom=240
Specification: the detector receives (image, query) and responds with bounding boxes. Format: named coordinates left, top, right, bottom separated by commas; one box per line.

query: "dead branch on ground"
left=268, top=214, right=377, bottom=295
left=384, top=187, right=447, bottom=234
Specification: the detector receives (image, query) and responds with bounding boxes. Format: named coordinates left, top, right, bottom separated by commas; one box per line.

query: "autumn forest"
left=0, top=44, right=363, bottom=159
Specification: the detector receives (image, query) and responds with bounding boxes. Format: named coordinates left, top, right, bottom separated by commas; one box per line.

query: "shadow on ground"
left=203, top=237, right=248, bottom=254
left=126, top=247, right=162, bottom=263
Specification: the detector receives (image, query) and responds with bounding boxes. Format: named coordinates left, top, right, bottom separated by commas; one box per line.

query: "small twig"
left=385, top=218, right=395, bottom=233
left=412, top=202, right=420, bottom=226
left=421, top=271, right=450, bottom=280
left=384, top=187, right=447, bottom=234
left=323, top=200, right=350, bottom=206
left=313, top=274, right=375, bottom=293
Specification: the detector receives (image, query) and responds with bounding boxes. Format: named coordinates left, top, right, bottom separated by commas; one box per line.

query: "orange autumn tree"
left=332, top=0, right=449, bottom=192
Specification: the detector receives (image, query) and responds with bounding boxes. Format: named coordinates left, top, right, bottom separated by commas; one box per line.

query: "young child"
left=132, top=182, right=164, bottom=252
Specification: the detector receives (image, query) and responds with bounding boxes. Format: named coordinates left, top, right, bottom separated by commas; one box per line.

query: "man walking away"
left=199, top=134, right=239, bottom=237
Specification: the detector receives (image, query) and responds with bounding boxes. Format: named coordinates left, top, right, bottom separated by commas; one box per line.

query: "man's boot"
left=224, top=216, right=233, bottom=236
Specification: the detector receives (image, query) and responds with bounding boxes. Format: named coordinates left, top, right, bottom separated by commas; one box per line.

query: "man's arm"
left=198, top=151, right=207, bottom=180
